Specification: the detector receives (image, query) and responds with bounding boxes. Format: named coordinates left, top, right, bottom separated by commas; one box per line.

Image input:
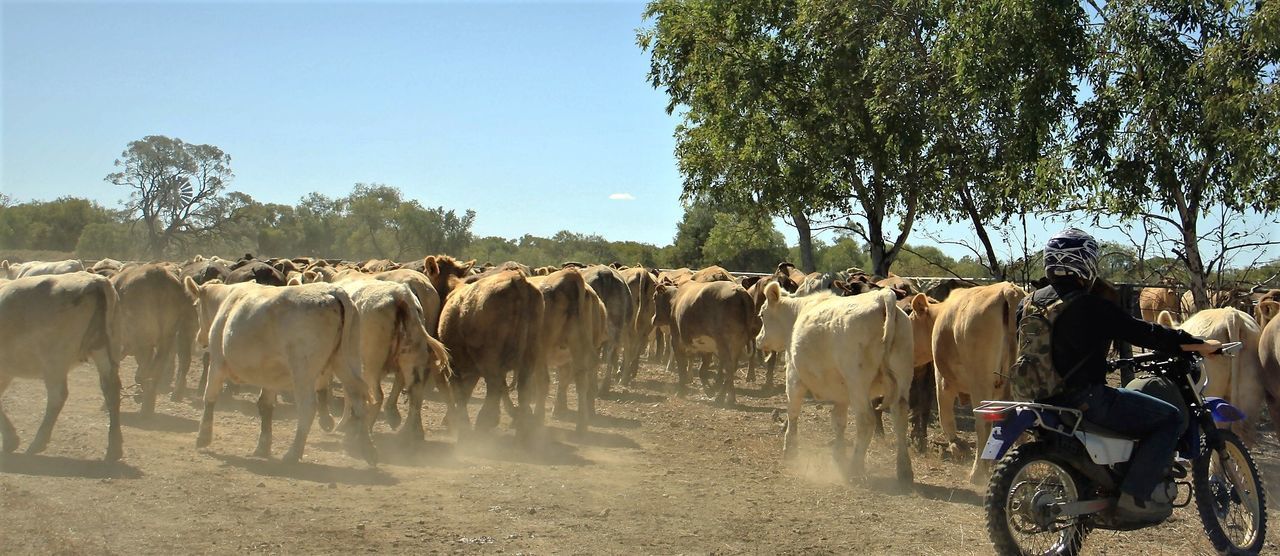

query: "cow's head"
left=0, top=260, right=11, bottom=280
left=423, top=255, right=474, bottom=299
left=755, top=281, right=800, bottom=354
left=907, top=293, right=940, bottom=367
left=1258, top=300, right=1279, bottom=330
left=652, top=280, right=677, bottom=328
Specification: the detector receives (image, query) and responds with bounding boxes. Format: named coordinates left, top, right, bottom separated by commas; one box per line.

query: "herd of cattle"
left=1, top=255, right=1279, bottom=488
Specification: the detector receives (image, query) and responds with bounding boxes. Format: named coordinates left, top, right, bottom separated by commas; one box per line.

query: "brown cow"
left=227, top=260, right=286, bottom=286
left=422, top=255, right=475, bottom=301
left=581, top=265, right=635, bottom=393
left=653, top=280, right=757, bottom=405
left=908, top=282, right=1025, bottom=482
left=691, top=265, right=735, bottom=283
left=438, top=269, right=545, bottom=434
left=619, top=266, right=658, bottom=385
left=111, top=263, right=197, bottom=414
left=772, top=262, right=807, bottom=293
left=1259, top=300, right=1280, bottom=444
left=529, top=269, right=598, bottom=432
left=1139, top=286, right=1180, bottom=322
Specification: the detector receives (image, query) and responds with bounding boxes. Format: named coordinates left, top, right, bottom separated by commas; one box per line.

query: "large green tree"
left=106, top=135, right=235, bottom=256
left=640, top=0, right=1086, bottom=277
left=1072, top=0, right=1280, bottom=308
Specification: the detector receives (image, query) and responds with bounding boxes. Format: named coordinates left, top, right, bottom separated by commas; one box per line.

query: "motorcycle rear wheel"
left=1193, top=429, right=1266, bottom=555
left=986, top=442, right=1089, bottom=556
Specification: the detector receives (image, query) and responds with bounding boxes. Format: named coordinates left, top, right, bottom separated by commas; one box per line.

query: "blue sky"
left=2, top=0, right=1276, bottom=267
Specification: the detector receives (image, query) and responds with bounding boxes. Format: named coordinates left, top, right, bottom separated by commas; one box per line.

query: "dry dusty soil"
left=2, top=358, right=1278, bottom=555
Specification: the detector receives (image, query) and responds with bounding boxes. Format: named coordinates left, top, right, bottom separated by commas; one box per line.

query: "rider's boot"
left=1116, top=492, right=1173, bottom=522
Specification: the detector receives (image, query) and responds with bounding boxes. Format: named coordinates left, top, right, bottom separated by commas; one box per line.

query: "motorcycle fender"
left=981, top=409, right=1038, bottom=461
left=1205, top=397, right=1246, bottom=423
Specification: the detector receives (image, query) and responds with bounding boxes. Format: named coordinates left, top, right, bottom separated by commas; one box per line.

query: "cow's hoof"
left=252, top=445, right=272, bottom=459
left=1, top=436, right=17, bottom=454
left=552, top=405, right=569, bottom=419
left=384, top=411, right=402, bottom=431
left=282, top=450, right=302, bottom=464
left=24, top=438, right=48, bottom=456
left=104, top=444, right=123, bottom=462
left=196, top=431, right=212, bottom=449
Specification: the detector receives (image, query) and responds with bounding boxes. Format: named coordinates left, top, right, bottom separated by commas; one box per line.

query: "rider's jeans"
left=1060, top=383, right=1181, bottom=501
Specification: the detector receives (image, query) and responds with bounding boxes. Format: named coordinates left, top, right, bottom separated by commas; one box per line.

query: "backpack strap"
left=1051, top=290, right=1089, bottom=387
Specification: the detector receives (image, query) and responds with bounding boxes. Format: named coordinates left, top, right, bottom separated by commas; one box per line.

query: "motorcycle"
left=974, top=341, right=1267, bottom=555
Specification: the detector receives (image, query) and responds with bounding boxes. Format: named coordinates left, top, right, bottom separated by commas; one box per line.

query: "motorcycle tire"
left=986, top=441, right=1089, bottom=556
left=1193, top=429, right=1267, bottom=555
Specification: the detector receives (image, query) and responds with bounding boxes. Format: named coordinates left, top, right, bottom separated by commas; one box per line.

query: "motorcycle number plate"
left=980, top=427, right=1003, bottom=460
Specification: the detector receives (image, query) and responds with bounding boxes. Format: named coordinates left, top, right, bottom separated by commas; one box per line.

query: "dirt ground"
left=1, top=358, right=1277, bottom=555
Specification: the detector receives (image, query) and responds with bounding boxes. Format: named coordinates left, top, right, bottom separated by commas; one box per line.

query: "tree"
left=701, top=211, right=789, bottom=272
left=1072, top=0, right=1280, bottom=309
left=106, top=135, right=235, bottom=257
left=0, top=197, right=116, bottom=252
left=640, top=0, right=1085, bottom=277
left=668, top=199, right=719, bottom=267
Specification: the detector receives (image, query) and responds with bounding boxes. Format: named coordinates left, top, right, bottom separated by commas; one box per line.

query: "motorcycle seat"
left=1076, top=419, right=1139, bottom=441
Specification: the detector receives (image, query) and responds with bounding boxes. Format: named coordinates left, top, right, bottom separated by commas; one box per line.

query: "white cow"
left=0, top=272, right=123, bottom=460
left=756, top=282, right=914, bottom=484
left=1178, top=308, right=1265, bottom=445
left=184, top=277, right=376, bottom=464
left=336, top=279, right=451, bottom=441
left=1, top=259, right=85, bottom=279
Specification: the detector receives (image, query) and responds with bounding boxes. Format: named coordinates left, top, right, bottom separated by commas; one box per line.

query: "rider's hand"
left=1181, top=339, right=1223, bottom=355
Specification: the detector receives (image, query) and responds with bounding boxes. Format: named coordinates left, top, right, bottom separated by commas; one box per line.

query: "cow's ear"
left=833, top=279, right=848, bottom=291
left=463, top=259, right=476, bottom=273
left=910, top=293, right=929, bottom=315
left=0, top=260, right=7, bottom=271
left=892, top=288, right=907, bottom=300
left=304, top=270, right=319, bottom=283
left=1156, top=310, right=1175, bottom=328
left=286, top=274, right=303, bottom=286
left=423, top=256, right=439, bottom=275
left=183, top=275, right=201, bottom=298
left=765, top=281, right=782, bottom=304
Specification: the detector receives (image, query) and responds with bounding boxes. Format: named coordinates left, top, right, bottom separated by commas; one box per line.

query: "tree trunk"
left=958, top=185, right=1003, bottom=280
left=788, top=206, right=815, bottom=272
left=1180, top=220, right=1211, bottom=311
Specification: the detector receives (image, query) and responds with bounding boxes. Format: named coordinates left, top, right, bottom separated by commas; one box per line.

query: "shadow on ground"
left=0, top=453, right=144, bottom=480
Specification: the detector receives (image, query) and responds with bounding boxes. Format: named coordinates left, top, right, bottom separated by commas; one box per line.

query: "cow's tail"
left=999, top=283, right=1024, bottom=394
left=82, top=276, right=122, bottom=364
left=880, top=288, right=911, bottom=402
left=328, top=288, right=373, bottom=405
left=1226, top=309, right=1244, bottom=412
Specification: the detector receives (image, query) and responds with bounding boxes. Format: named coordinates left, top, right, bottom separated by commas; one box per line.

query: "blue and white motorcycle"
left=975, top=342, right=1266, bottom=555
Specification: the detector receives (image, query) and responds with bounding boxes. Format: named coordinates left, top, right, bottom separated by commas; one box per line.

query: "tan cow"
left=0, top=272, right=123, bottom=460
left=1139, top=286, right=1180, bottom=322
left=908, top=282, right=1025, bottom=482
left=756, top=283, right=914, bottom=483
left=438, top=269, right=545, bottom=435
left=360, top=259, right=401, bottom=273
left=1255, top=290, right=1280, bottom=326
left=1258, top=300, right=1280, bottom=441
left=337, top=280, right=451, bottom=441
left=111, top=263, right=197, bottom=415
left=528, top=269, right=598, bottom=433
left=581, top=265, right=635, bottom=393
left=1, top=259, right=84, bottom=279
left=653, top=279, right=757, bottom=405
left=691, top=265, right=736, bottom=283
left=184, top=278, right=376, bottom=464
left=1177, top=308, right=1265, bottom=444
left=619, top=266, right=658, bottom=385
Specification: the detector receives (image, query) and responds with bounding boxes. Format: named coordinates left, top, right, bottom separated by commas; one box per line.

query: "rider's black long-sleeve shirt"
left=1019, top=278, right=1200, bottom=394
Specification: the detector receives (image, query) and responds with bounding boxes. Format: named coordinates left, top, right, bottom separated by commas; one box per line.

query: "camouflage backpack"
left=1009, top=292, right=1084, bottom=401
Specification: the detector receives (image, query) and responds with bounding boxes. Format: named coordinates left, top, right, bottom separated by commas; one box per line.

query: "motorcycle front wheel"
left=1193, top=429, right=1266, bottom=555
left=986, top=442, right=1089, bottom=556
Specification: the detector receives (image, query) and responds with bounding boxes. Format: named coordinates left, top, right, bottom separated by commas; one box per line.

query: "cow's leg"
left=831, top=402, right=848, bottom=466
left=849, top=392, right=876, bottom=481
left=447, top=374, right=478, bottom=434
left=92, top=349, right=124, bottom=462
left=575, top=357, right=592, bottom=434
left=316, top=384, right=335, bottom=432
left=384, top=374, right=404, bottom=430
left=765, top=352, right=779, bottom=392
left=476, top=375, right=504, bottom=432
left=399, top=373, right=426, bottom=443
left=253, top=389, right=275, bottom=458
left=0, top=377, right=18, bottom=454
left=936, top=375, right=962, bottom=452
left=746, top=342, right=758, bottom=384
left=871, top=396, right=886, bottom=437
left=197, top=355, right=224, bottom=449
left=698, top=354, right=716, bottom=397
left=890, top=393, right=914, bottom=485
left=26, top=373, right=69, bottom=455
left=672, top=347, right=690, bottom=397
left=783, top=371, right=806, bottom=459
left=138, top=348, right=162, bottom=416
left=334, top=362, right=377, bottom=466
left=718, top=348, right=738, bottom=406
left=908, top=363, right=935, bottom=452
left=172, top=325, right=195, bottom=402
left=554, top=366, right=571, bottom=418
left=283, top=383, right=315, bottom=464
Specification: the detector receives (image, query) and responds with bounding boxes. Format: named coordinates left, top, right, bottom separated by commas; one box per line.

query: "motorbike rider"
left=1022, top=228, right=1221, bottom=522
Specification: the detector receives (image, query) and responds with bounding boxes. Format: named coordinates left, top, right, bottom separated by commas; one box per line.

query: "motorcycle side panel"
left=1074, top=431, right=1135, bottom=465
left=981, top=410, right=1038, bottom=461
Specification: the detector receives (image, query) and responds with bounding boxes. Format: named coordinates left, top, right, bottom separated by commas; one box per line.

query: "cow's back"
left=932, top=282, right=1024, bottom=389
left=440, top=270, right=544, bottom=373
left=0, top=272, right=118, bottom=378
left=111, top=263, right=191, bottom=355
left=673, top=281, right=755, bottom=347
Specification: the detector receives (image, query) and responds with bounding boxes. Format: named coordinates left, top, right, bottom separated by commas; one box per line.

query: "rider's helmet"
left=1044, top=227, right=1100, bottom=285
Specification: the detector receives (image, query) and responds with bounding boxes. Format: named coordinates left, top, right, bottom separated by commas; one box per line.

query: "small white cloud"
left=609, top=193, right=636, bottom=201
